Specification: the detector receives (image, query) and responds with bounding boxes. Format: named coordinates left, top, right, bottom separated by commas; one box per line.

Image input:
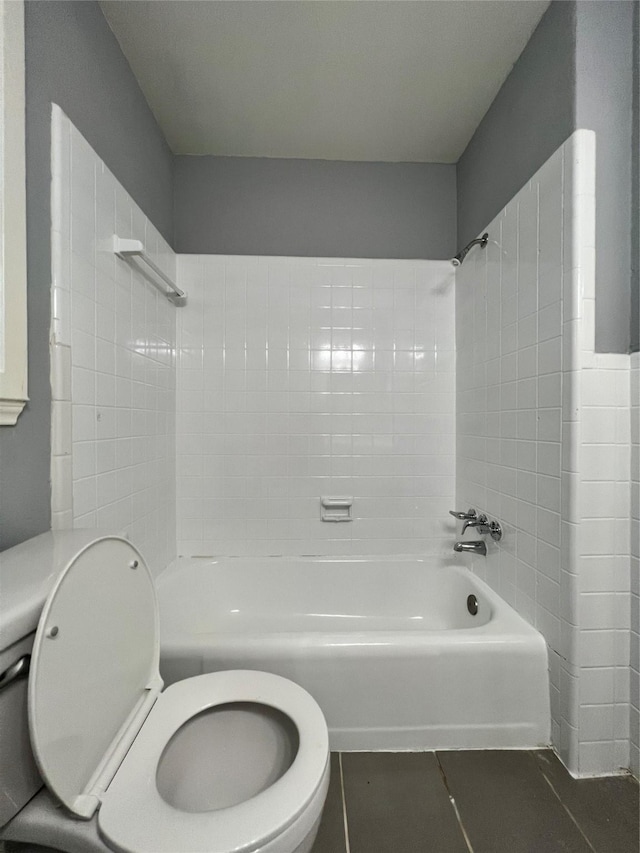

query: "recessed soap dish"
left=320, top=497, right=353, bottom=522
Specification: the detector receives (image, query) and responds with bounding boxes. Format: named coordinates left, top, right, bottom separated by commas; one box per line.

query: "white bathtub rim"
left=157, top=554, right=545, bottom=646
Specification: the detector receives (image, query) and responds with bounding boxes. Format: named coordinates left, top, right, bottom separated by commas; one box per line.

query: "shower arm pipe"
left=451, top=233, right=489, bottom=267
left=113, top=236, right=187, bottom=306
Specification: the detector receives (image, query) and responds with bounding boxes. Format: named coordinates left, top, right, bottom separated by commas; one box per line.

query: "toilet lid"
left=28, top=536, right=162, bottom=819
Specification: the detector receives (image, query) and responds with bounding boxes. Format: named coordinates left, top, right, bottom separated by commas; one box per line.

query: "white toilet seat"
left=98, top=670, right=329, bottom=853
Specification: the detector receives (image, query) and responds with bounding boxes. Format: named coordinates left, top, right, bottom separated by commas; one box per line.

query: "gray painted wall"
left=457, top=0, right=635, bottom=354
left=575, top=1, right=633, bottom=353
left=456, top=2, right=576, bottom=255
left=0, top=1, right=173, bottom=550
left=630, top=2, right=638, bottom=350
left=174, top=157, right=456, bottom=259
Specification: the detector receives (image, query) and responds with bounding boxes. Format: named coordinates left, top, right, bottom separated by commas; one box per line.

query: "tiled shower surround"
left=49, top=107, right=176, bottom=575
left=456, top=131, right=632, bottom=776
left=50, top=114, right=636, bottom=777
left=176, top=256, right=455, bottom=557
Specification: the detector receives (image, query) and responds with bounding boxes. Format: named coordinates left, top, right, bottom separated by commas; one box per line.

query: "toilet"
left=1, top=535, right=330, bottom=853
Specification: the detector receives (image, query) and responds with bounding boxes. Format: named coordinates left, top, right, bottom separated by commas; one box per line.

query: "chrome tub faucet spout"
left=453, top=540, right=487, bottom=557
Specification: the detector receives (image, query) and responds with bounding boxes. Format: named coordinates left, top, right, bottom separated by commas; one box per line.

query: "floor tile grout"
left=533, top=756, right=598, bottom=853
left=435, top=753, right=475, bottom=853
left=329, top=751, right=638, bottom=853
left=338, top=752, right=351, bottom=853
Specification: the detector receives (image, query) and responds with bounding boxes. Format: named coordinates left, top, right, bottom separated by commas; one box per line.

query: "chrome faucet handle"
left=449, top=508, right=477, bottom=520
left=461, top=513, right=489, bottom=535
left=489, top=521, right=502, bottom=541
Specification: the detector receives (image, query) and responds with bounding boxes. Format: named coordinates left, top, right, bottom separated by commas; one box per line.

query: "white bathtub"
left=156, top=555, right=550, bottom=751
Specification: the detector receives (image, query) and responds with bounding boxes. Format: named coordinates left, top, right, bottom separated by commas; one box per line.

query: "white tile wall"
left=574, top=350, right=631, bottom=775
left=565, top=132, right=631, bottom=777
left=456, top=149, right=565, bottom=746
left=50, top=106, right=177, bottom=576
left=176, top=256, right=456, bottom=557
left=456, top=131, right=632, bottom=777
left=631, top=351, right=639, bottom=778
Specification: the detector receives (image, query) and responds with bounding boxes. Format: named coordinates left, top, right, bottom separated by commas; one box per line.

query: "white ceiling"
left=100, top=0, right=550, bottom=163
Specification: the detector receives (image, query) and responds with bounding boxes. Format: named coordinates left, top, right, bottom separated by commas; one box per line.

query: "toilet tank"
left=0, top=529, right=124, bottom=827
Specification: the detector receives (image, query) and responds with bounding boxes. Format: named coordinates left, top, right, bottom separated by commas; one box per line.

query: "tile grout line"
left=435, top=754, right=475, bottom=853
left=534, top=758, right=598, bottom=853
left=338, top=753, right=351, bottom=853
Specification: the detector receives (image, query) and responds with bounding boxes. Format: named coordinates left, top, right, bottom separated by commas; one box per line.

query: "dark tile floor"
left=312, top=751, right=639, bottom=853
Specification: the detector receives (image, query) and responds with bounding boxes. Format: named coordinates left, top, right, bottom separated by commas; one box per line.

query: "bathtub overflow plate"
left=467, top=594, right=478, bottom=616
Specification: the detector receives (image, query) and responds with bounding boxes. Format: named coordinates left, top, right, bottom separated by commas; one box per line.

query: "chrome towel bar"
left=113, top=236, right=186, bottom=306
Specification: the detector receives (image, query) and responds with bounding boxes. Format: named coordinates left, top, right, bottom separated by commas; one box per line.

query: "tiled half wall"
left=49, top=106, right=177, bottom=576
left=631, top=352, right=639, bottom=778
left=456, top=131, right=632, bottom=777
left=176, top=256, right=456, bottom=557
